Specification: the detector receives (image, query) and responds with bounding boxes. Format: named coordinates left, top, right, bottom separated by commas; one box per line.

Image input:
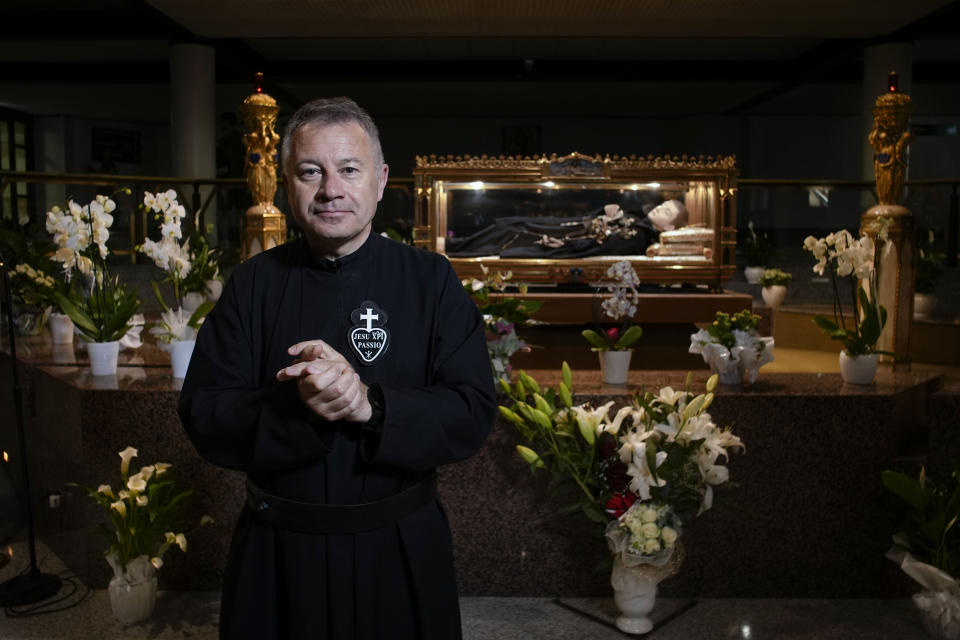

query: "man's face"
left=285, top=121, right=389, bottom=259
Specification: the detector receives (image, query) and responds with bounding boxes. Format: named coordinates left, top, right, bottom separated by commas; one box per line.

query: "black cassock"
left=178, top=233, right=496, bottom=639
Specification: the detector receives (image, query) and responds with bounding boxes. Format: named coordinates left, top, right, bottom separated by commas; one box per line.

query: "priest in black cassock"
left=179, top=97, right=496, bottom=639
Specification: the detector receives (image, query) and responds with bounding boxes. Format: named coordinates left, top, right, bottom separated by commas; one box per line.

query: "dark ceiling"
left=1, top=0, right=958, bottom=118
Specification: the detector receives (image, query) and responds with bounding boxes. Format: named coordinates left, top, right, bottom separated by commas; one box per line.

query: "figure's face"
left=284, top=121, right=389, bottom=259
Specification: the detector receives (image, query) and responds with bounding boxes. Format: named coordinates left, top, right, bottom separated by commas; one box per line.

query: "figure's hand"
left=277, top=340, right=372, bottom=423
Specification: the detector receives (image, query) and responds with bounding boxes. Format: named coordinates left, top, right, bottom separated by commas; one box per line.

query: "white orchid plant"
left=138, top=190, right=213, bottom=343
left=45, top=192, right=141, bottom=343
left=71, top=446, right=211, bottom=575
left=582, top=260, right=643, bottom=351
left=802, top=219, right=891, bottom=356
left=500, top=365, right=743, bottom=558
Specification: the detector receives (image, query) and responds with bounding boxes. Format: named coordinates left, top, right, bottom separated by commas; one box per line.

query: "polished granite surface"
left=0, top=541, right=933, bottom=639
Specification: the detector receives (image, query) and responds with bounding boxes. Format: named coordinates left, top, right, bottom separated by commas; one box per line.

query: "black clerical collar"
left=305, top=231, right=380, bottom=273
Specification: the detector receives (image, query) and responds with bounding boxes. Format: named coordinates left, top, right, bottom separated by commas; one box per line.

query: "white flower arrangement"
left=71, top=446, right=211, bottom=573
left=582, top=260, right=643, bottom=351
left=689, top=310, right=773, bottom=385
left=44, top=193, right=141, bottom=343
left=606, top=501, right=681, bottom=567
left=138, top=190, right=212, bottom=342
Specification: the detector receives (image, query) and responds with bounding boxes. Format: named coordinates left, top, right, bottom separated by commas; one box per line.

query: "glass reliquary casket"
left=412, top=152, right=738, bottom=290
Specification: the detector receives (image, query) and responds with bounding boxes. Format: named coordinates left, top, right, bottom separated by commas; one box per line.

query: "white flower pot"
left=181, top=292, right=205, bottom=314
left=599, top=350, right=632, bottom=385
left=48, top=312, right=75, bottom=344
left=87, top=341, right=120, bottom=376
left=107, top=554, right=158, bottom=625
left=761, top=285, right=787, bottom=309
left=610, top=543, right=684, bottom=635
left=744, top=266, right=765, bottom=284
left=914, top=293, right=938, bottom=319
left=839, top=351, right=878, bottom=385
left=169, top=339, right=196, bottom=379
left=204, top=279, right=223, bottom=302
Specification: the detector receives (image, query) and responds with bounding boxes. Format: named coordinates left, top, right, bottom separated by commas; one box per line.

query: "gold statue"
left=239, top=72, right=286, bottom=259
left=868, top=72, right=912, bottom=205
left=862, top=71, right=915, bottom=367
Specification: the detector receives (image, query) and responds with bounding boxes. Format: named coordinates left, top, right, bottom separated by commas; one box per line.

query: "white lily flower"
left=626, top=444, right=667, bottom=501
left=127, top=473, right=147, bottom=493
left=119, top=446, right=138, bottom=476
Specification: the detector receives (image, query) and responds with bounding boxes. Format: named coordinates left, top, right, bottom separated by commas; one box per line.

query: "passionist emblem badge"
left=348, top=301, right=389, bottom=365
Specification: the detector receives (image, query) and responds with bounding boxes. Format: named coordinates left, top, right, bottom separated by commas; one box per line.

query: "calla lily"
left=97, top=484, right=114, bottom=498
left=110, top=500, right=126, bottom=517
left=126, top=473, right=147, bottom=493
left=118, top=447, right=138, bottom=476
left=151, top=557, right=163, bottom=570
left=136, top=495, right=148, bottom=507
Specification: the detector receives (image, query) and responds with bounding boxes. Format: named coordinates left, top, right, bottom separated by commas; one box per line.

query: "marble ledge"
left=2, top=334, right=948, bottom=397
left=517, top=367, right=946, bottom=398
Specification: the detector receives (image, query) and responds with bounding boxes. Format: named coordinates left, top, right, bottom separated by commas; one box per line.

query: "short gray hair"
left=280, top=97, right=384, bottom=170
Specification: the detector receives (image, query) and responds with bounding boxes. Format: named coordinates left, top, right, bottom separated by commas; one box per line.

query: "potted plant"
left=139, top=190, right=214, bottom=378
left=914, top=231, right=945, bottom=319
left=741, top=221, right=772, bottom=284
left=582, top=260, right=644, bottom=384
left=802, top=219, right=892, bottom=384
left=72, top=446, right=211, bottom=624
left=182, top=223, right=225, bottom=305
left=499, top=366, right=743, bottom=633
left=759, top=268, right=792, bottom=309
left=463, top=264, right=543, bottom=383
left=46, top=194, right=141, bottom=375
left=0, top=224, right=80, bottom=340
left=689, top=310, right=774, bottom=385
left=883, top=466, right=960, bottom=639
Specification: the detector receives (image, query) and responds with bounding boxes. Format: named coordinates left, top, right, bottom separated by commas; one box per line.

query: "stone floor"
left=0, top=540, right=936, bottom=639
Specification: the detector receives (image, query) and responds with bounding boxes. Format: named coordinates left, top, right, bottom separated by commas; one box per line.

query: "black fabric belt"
left=245, top=473, right=437, bottom=535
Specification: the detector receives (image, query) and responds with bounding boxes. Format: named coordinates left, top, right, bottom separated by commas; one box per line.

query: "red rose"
left=604, top=492, right=636, bottom=518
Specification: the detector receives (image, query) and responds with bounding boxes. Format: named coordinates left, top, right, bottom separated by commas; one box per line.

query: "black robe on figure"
left=178, top=232, right=496, bottom=639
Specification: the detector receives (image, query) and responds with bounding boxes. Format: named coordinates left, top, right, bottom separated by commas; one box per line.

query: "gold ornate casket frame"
left=413, top=152, right=738, bottom=290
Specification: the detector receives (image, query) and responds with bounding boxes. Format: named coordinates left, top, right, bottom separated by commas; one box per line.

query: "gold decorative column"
left=239, top=72, right=286, bottom=259
left=861, top=71, right=915, bottom=366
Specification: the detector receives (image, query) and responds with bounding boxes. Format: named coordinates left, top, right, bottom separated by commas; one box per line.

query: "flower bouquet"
left=463, top=264, right=542, bottom=382
left=500, top=366, right=743, bottom=632
left=689, top=310, right=773, bottom=385
left=72, top=446, right=211, bottom=623
left=802, top=220, right=891, bottom=382
left=883, top=467, right=960, bottom=639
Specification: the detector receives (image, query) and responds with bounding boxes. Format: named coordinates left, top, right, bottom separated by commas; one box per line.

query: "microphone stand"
left=0, top=249, right=62, bottom=606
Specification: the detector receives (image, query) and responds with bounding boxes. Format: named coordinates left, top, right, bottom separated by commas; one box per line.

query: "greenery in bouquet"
left=71, top=446, right=211, bottom=573
left=915, top=230, right=945, bottom=295
left=45, top=192, right=141, bottom=343
left=883, top=466, right=960, bottom=580
left=582, top=260, right=643, bottom=351
left=741, top=221, right=773, bottom=266
left=882, top=466, right=960, bottom=636
left=499, top=366, right=743, bottom=551
left=138, top=190, right=214, bottom=343
left=802, top=218, right=891, bottom=357
left=759, top=268, right=792, bottom=288
left=463, top=264, right=543, bottom=381
left=182, top=223, right=224, bottom=297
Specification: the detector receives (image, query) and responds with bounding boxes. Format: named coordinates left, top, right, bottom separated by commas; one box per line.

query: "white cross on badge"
left=348, top=300, right=389, bottom=365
